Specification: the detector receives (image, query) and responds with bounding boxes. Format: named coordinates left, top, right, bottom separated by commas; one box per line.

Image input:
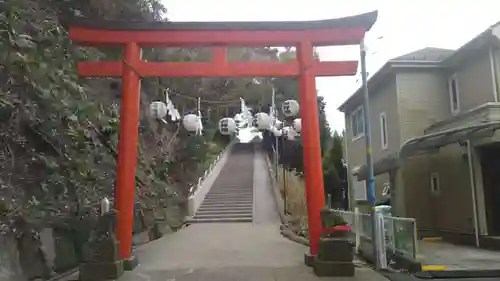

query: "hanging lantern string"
left=167, top=90, right=241, bottom=105
left=197, top=97, right=201, bottom=117
left=124, top=49, right=312, bottom=108
left=196, top=97, right=203, bottom=136
left=122, top=60, right=291, bottom=106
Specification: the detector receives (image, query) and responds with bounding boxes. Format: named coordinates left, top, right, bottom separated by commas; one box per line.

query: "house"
left=339, top=21, right=500, bottom=246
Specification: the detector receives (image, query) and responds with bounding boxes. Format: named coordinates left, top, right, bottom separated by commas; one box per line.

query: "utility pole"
left=270, top=87, right=288, bottom=213
left=282, top=136, right=287, bottom=213
left=360, top=40, right=380, bottom=268
left=271, top=88, right=280, bottom=179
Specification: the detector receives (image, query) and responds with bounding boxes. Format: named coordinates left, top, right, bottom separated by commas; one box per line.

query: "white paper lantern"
left=283, top=126, right=297, bottom=140
left=283, top=126, right=292, bottom=137
left=183, top=114, right=200, bottom=132
left=219, top=117, right=237, bottom=135
left=255, top=112, right=273, bottom=130
left=149, top=101, right=168, bottom=119
left=270, top=126, right=282, bottom=137
left=292, top=118, right=302, bottom=133
left=282, top=100, right=300, bottom=117
left=234, top=113, right=243, bottom=127
left=274, top=119, right=284, bottom=130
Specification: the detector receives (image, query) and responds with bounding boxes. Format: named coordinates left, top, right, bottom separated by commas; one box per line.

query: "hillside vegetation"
left=0, top=1, right=347, bottom=279
left=0, top=0, right=283, bottom=226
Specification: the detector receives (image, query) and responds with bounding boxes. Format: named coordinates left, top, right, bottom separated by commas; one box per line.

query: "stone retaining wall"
left=0, top=201, right=186, bottom=281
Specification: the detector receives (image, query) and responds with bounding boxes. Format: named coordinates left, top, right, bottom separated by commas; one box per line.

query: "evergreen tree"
left=322, top=131, right=348, bottom=207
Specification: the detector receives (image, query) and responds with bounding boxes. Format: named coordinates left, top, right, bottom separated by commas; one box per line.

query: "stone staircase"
left=189, top=143, right=254, bottom=223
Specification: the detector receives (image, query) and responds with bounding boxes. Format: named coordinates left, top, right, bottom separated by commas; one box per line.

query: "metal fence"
left=331, top=208, right=418, bottom=260
left=384, top=215, right=419, bottom=258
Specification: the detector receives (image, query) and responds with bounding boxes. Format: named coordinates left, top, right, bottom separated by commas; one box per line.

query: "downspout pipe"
left=466, top=140, right=480, bottom=247
left=489, top=47, right=499, bottom=102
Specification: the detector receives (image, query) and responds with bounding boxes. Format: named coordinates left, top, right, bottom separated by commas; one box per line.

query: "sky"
left=163, top=0, right=500, bottom=132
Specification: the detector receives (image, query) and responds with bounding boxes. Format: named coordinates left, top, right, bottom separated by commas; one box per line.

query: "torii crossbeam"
left=66, top=11, right=377, bottom=263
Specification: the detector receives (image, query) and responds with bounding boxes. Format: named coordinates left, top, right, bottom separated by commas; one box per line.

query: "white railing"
left=187, top=141, right=235, bottom=216
left=331, top=208, right=418, bottom=259
left=188, top=142, right=234, bottom=196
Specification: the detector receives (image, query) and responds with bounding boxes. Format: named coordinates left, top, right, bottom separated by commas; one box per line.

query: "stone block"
left=15, top=218, right=51, bottom=279
left=123, top=254, right=139, bottom=271
left=82, top=239, right=120, bottom=263
left=304, top=252, right=315, bottom=267
left=70, top=216, right=97, bottom=261
left=39, top=228, right=56, bottom=270
left=53, top=228, right=79, bottom=273
left=132, top=231, right=150, bottom=246
left=133, top=210, right=145, bottom=234
left=164, top=205, right=184, bottom=229
left=0, top=233, right=23, bottom=280
left=81, top=211, right=121, bottom=264
left=318, top=238, right=354, bottom=262
left=313, top=258, right=355, bottom=277
left=148, top=222, right=164, bottom=241
left=79, top=260, right=124, bottom=281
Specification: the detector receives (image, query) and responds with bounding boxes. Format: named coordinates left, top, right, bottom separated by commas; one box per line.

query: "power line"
left=123, top=54, right=313, bottom=103
left=167, top=90, right=241, bottom=105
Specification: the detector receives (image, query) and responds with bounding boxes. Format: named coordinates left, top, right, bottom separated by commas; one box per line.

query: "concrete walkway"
left=120, top=146, right=388, bottom=280
left=252, top=149, right=280, bottom=224
left=420, top=240, right=500, bottom=270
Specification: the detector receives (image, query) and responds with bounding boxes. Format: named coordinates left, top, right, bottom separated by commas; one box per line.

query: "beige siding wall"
left=371, top=77, right=401, bottom=161
left=393, top=169, right=406, bottom=217
left=344, top=53, right=497, bottom=232
left=395, top=62, right=493, bottom=233
left=401, top=156, right=433, bottom=229
left=397, top=70, right=450, bottom=141
left=344, top=112, right=366, bottom=171
left=402, top=147, right=476, bottom=234
left=432, top=145, right=476, bottom=234
left=344, top=113, right=366, bottom=205
left=344, top=77, right=399, bottom=206
left=428, top=51, right=496, bottom=233
left=396, top=70, right=450, bottom=231
left=452, top=52, right=496, bottom=113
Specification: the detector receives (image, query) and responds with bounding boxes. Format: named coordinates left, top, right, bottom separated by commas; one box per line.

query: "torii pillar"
left=66, top=11, right=378, bottom=266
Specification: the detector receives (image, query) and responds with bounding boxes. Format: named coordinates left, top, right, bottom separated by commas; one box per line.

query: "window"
left=380, top=112, right=388, bottom=150
left=350, top=106, right=365, bottom=140
left=448, top=74, right=460, bottom=115
left=430, top=173, right=440, bottom=195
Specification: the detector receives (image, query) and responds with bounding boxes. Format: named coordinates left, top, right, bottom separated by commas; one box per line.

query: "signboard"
left=352, top=179, right=367, bottom=201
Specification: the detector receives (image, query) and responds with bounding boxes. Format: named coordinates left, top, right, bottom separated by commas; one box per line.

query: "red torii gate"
left=67, top=11, right=377, bottom=261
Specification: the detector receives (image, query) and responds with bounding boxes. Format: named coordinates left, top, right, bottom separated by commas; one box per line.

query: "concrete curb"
left=48, top=267, right=79, bottom=281
left=264, top=154, right=288, bottom=225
